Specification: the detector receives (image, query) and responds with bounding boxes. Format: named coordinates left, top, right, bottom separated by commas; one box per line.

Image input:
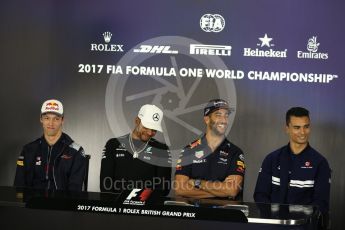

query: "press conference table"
left=0, top=186, right=320, bottom=230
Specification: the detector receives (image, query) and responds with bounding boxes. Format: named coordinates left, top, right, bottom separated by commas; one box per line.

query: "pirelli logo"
left=190, top=44, right=232, bottom=56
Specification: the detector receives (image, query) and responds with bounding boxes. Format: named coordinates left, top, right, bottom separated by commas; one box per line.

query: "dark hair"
left=286, top=107, right=309, bottom=125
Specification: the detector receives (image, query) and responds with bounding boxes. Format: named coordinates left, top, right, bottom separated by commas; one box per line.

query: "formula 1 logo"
left=123, top=188, right=153, bottom=205
left=200, top=14, right=225, bottom=33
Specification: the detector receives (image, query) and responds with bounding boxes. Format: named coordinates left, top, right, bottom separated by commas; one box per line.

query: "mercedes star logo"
left=152, top=113, right=160, bottom=121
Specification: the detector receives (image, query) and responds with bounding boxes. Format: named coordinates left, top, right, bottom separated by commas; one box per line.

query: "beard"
left=208, top=119, right=227, bottom=136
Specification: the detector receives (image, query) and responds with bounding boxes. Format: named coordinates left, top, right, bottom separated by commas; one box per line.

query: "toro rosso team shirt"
left=14, top=133, right=86, bottom=191
left=175, top=135, right=245, bottom=184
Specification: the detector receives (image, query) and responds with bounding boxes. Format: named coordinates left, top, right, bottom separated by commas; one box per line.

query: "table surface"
left=0, top=186, right=319, bottom=226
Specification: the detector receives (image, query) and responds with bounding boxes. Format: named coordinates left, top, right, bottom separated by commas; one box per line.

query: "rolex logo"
left=91, top=31, right=124, bottom=52
left=103, top=31, right=112, bottom=43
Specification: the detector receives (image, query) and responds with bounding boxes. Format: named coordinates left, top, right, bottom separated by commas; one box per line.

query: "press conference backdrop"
left=1, top=0, right=344, bottom=228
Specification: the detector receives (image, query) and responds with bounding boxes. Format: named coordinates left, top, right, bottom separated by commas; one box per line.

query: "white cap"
left=138, top=104, right=163, bottom=132
left=41, top=99, right=63, bottom=116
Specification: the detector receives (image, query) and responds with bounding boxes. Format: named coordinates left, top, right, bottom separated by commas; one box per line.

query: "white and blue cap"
left=138, top=104, right=163, bottom=132
left=204, top=99, right=233, bottom=116
left=41, top=99, right=64, bottom=116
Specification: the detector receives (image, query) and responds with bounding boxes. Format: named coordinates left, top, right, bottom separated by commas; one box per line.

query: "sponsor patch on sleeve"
left=79, top=148, right=86, bottom=157
left=17, top=156, right=24, bottom=166
left=189, top=139, right=201, bottom=149
left=70, top=142, right=86, bottom=157
left=236, top=166, right=244, bottom=173
left=69, top=142, right=81, bottom=151
left=239, top=154, right=245, bottom=161
left=237, top=160, right=245, bottom=168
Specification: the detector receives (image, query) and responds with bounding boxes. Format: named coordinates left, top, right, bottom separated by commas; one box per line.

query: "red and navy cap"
left=203, top=99, right=233, bottom=116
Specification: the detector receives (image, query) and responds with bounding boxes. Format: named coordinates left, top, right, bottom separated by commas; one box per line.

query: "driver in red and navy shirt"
left=174, top=99, right=245, bottom=200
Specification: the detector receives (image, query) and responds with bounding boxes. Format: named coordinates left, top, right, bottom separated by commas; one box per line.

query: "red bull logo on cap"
left=41, top=99, right=63, bottom=115
left=45, top=102, right=59, bottom=111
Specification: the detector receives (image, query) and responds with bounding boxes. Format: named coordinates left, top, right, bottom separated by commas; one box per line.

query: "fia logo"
left=200, top=14, right=225, bottom=33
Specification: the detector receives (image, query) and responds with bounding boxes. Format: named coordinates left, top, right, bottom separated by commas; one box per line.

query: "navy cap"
left=204, top=99, right=233, bottom=116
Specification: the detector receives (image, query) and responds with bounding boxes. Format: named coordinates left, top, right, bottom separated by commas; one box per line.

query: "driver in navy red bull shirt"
left=174, top=99, right=245, bottom=200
